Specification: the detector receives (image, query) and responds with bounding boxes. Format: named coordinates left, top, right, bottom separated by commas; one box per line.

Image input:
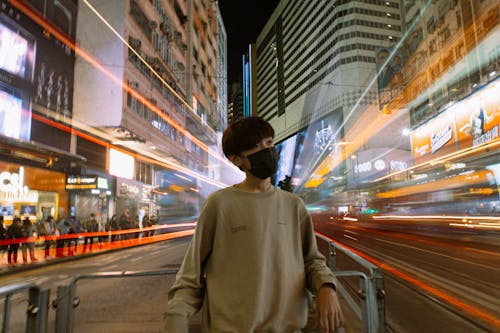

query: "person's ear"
left=228, top=154, right=242, bottom=166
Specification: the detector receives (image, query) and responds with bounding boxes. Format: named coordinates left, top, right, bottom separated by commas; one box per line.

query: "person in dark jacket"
left=0, top=216, right=7, bottom=259
left=109, top=214, right=120, bottom=242
left=119, top=208, right=131, bottom=241
left=21, top=217, right=38, bottom=263
left=7, top=217, right=23, bottom=265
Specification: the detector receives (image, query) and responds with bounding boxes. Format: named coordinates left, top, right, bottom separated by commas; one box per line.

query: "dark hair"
left=222, top=116, right=274, bottom=157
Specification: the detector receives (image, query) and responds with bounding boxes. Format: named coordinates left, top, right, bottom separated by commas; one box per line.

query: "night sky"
left=218, top=0, right=280, bottom=86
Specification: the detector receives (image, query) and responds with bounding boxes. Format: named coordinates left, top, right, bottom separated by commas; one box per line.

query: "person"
left=82, top=213, right=98, bottom=252
left=0, top=216, right=7, bottom=259
left=164, top=116, right=343, bottom=332
left=142, top=215, right=151, bottom=237
left=39, top=215, right=56, bottom=259
left=21, top=217, right=38, bottom=263
left=119, top=208, right=131, bottom=241
left=7, top=217, right=23, bottom=265
left=55, top=216, right=70, bottom=257
left=108, top=214, right=120, bottom=242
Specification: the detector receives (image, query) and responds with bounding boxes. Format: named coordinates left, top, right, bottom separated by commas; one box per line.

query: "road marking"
left=344, top=229, right=359, bottom=235
left=344, top=234, right=358, bottom=241
left=375, top=238, right=500, bottom=271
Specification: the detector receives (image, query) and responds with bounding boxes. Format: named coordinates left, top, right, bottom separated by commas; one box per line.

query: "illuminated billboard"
left=0, top=21, right=30, bottom=78
left=411, top=78, right=500, bottom=164
left=410, top=107, right=458, bottom=164
left=274, top=111, right=344, bottom=188
left=455, top=80, right=500, bottom=149
left=109, top=148, right=135, bottom=179
left=0, top=86, right=30, bottom=140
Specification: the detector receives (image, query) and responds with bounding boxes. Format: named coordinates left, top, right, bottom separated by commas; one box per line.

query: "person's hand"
left=315, top=284, right=344, bottom=332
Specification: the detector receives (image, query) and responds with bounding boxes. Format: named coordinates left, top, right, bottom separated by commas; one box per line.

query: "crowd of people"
left=0, top=211, right=158, bottom=266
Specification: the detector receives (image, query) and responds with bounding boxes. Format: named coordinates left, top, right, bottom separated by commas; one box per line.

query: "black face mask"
left=246, top=147, right=278, bottom=179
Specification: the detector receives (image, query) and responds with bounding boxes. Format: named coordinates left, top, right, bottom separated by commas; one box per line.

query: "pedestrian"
left=21, top=217, right=38, bottom=263
left=142, top=215, right=151, bottom=237
left=69, top=216, right=81, bottom=253
left=119, top=208, right=131, bottom=241
left=83, top=213, right=98, bottom=252
left=7, top=217, right=23, bottom=265
left=39, top=216, right=56, bottom=259
left=109, top=214, right=120, bottom=242
left=55, top=216, right=70, bottom=257
left=0, top=216, right=7, bottom=260
left=164, top=116, right=343, bottom=332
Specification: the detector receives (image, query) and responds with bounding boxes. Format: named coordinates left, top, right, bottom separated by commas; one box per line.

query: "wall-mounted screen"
left=0, top=88, right=23, bottom=139
left=0, top=21, right=29, bottom=77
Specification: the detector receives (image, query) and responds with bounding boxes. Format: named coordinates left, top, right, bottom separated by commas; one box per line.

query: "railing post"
left=2, top=293, right=12, bottom=333
left=373, top=269, right=386, bottom=333
left=328, top=240, right=337, bottom=270
left=26, top=287, right=50, bottom=333
left=54, top=284, right=76, bottom=333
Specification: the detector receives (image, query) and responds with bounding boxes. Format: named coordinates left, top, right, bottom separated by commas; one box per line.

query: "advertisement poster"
left=375, top=47, right=405, bottom=109
left=455, top=80, right=500, bottom=149
left=295, top=112, right=344, bottom=188
left=410, top=107, right=458, bottom=164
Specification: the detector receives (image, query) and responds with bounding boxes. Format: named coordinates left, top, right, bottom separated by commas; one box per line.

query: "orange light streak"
left=315, top=231, right=500, bottom=328
left=31, top=110, right=227, bottom=189
left=376, top=169, right=495, bottom=198
left=9, top=0, right=232, bottom=169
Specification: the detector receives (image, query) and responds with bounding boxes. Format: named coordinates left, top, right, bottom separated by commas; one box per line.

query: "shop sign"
left=66, top=175, right=111, bottom=190
left=117, top=178, right=151, bottom=202
left=66, top=175, right=98, bottom=190
left=97, top=177, right=109, bottom=190
left=0, top=167, right=38, bottom=202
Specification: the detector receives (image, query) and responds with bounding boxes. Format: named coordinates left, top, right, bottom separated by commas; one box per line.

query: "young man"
left=164, top=117, right=343, bottom=332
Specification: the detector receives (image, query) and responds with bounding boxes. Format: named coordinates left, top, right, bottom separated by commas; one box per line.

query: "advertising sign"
left=410, top=108, right=458, bottom=164
left=455, top=80, right=500, bottom=149
left=65, top=175, right=110, bottom=190
left=410, top=79, right=500, bottom=164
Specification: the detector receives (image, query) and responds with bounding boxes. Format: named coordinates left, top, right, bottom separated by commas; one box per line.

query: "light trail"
left=31, top=113, right=229, bottom=190
left=9, top=0, right=237, bottom=175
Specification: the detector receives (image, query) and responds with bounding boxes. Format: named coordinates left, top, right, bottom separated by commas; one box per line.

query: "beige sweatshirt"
left=164, top=185, right=337, bottom=333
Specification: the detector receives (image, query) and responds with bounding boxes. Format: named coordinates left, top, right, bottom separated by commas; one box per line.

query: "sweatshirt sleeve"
left=299, top=201, right=337, bottom=294
left=164, top=197, right=217, bottom=332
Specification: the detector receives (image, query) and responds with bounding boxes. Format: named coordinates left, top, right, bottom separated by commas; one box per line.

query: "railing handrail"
left=316, top=232, right=380, bottom=275
left=0, top=282, right=38, bottom=297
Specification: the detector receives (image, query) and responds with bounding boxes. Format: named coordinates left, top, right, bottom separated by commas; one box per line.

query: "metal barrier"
left=0, top=282, right=49, bottom=333
left=52, top=269, right=179, bottom=333
left=1, top=237, right=385, bottom=333
left=316, top=233, right=386, bottom=333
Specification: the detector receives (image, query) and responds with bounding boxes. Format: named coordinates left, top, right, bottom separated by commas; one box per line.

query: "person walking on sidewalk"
left=164, top=116, right=344, bottom=333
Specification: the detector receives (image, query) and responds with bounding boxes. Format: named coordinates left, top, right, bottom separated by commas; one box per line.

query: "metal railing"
left=0, top=282, right=49, bottom=333
left=52, top=269, right=180, bottom=333
left=316, top=232, right=386, bottom=333
left=0, top=236, right=386, bottom=333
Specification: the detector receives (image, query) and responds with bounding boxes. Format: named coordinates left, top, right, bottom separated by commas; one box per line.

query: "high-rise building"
left=71, top=0, right=227, bottom=221
left=253, top=0, right=407, bottom=194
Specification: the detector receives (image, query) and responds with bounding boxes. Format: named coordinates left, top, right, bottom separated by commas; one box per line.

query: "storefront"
left=66, top=174, right=114, bottom=224
left=0, top=161, right=67, bottom=225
